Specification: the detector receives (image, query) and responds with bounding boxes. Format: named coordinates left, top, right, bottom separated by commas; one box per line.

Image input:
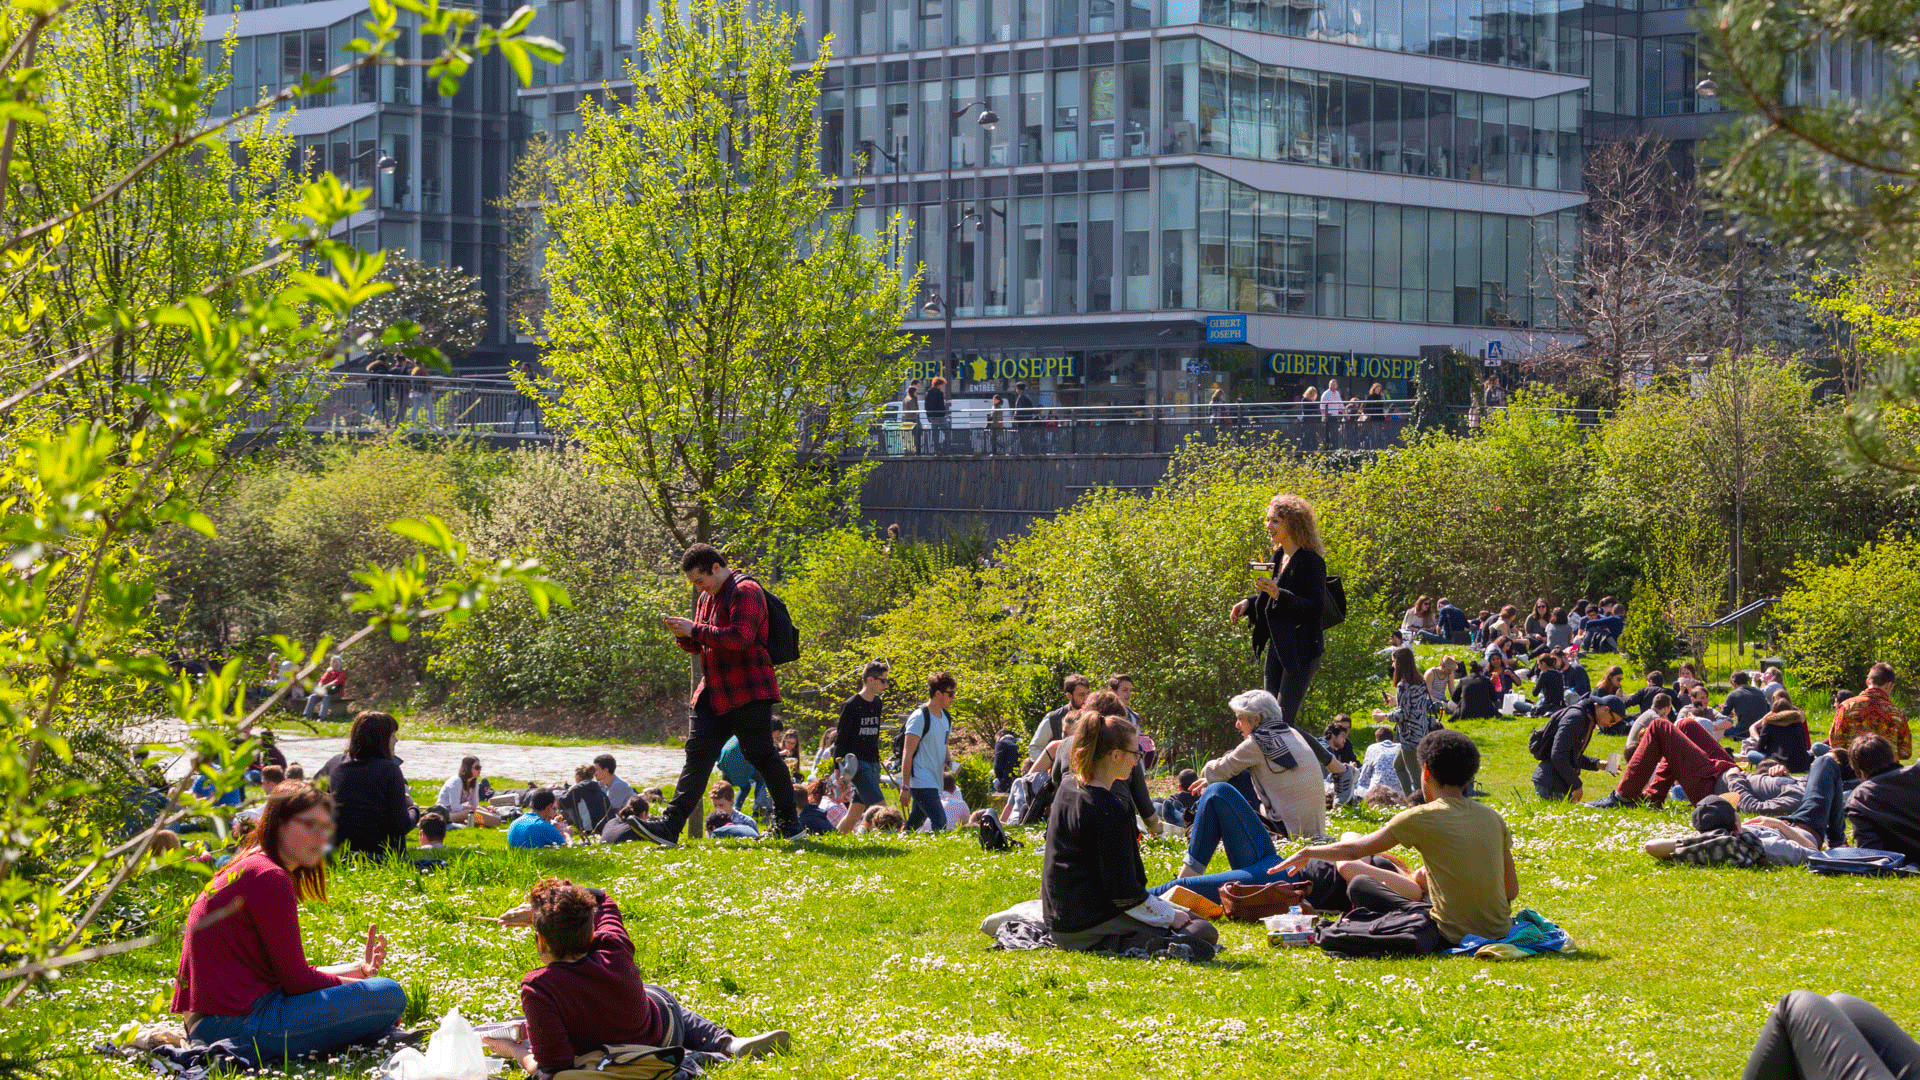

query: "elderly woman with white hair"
left=1145, top=689, right=1341, bottom=903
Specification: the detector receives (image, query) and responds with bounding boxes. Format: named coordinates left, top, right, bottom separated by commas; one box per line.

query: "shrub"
left=1003, top=439, right=1385, bottom=762
left=1621, top=589, right=1684, bottom=671
left=1774, top=532, right=1920, bottom=690
left=954, top=755, right=993, bottom=811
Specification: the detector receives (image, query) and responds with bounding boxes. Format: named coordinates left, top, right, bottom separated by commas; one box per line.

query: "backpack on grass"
left=975, top=809, right=1022, bottom=852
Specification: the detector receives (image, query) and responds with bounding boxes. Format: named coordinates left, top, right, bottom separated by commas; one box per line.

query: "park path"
left=135, top=720, right=685, bottom=788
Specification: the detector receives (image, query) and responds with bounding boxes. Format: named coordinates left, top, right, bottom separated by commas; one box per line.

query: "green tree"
left=528, top=0, right=918, bottom=555
left=1704, top=1, right=1920, bottom=469
left=1589, top=355, right=1864, bottom=603
left=1336, top=389, right=1595, bottom=608
left=0, top=0, right=560, bottom=1027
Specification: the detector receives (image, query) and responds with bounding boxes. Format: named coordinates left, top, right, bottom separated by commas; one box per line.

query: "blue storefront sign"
left=1205, top=314, right=1247, bottom=343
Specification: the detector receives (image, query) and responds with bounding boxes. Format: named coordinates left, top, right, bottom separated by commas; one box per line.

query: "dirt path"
left=138, top=721, right=686, bottom=788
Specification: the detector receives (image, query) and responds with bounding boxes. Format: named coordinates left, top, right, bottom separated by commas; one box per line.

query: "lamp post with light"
left=861, top=100, right=996, bottom=388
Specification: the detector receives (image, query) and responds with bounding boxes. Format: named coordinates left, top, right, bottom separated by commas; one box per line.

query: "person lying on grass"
left=172, top=782, right=407, bottom=1060
left=1272, top=729, right=1517, bottom=956
left=484, top=878, right=789, bottom=1075
left=1643, top=797, right=1818, bottom=868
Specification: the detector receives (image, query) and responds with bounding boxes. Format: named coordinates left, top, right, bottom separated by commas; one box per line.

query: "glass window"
left=953, top=0, right=978, bottom=43
left=1227, top=179, right=1255, bottom=311
left=1017, top=72, right=1045, bottom=164
left=1198, top=45, right=1228, bottom=153
left=1019, top=0, right=1045, bottom=36
left=1286, top=193, right=1313, bottom=314
left=1121, top=190, right=1152, bottom=310
left=1427, top=89, right=1455, bottom=177
left=1479, top=93, right=1504, bottom=182
left=1430, top=0, right=1455, bottom=56
left=1505, top=96, right=1529, bottom=187
left=1400, top=205, right=1426, bottom=321
left=882, top=86, right=910, bottom=172
left=1348, top=0, right=1371, bottom=45
left=1052, top=69, right=1080, bottom=160
left=1404, top=0, right=1429, bottom=54
left=1123, top=62, right=1150, bottom=157
left=855, top=0, right=878, bottom=52
left=986, top=74, right=1011, bottom=164
left=1255, top=192, right=1285, bottom=314
left=1089, top=66, right=1118, bottom=159
left=919, top=0, right=943, bottom=49
left=1018, top=198, right=1044, bottom=313
left=1089, top=0, right=1114, bottom=30
left=984, top=198, right=1009, bottom=316
left=1162, top=39, right=1196, bottom=153
left=1256, top=65, right=1280, bottom=161
left=1401, top=87, right=1426, bottom=174
left=1454, top=208, right=1479, bottom=322
left=1054, top=0, right=1077, bottom=35
left=1429, top=208, right=1455, bottom=319
left=889, top=0, right=912, bottom=50
left=917, top=80, right=943, bottom=170
left=1165, top=0, right=1199, bottom=23
left=821, top=90, right=845, bottom=175
left=988, top=0, right=1011, bottom=39
left=1053, top=194, right=1080, bottom=312
left=1198, top=170, right=1228, bottom=309
left=1372, top=81, right=1399, bottom=172
left=1344, top=77, right=1371, bottom=170
left=950, top=78, right=977, bottom=166
left=1374, top=0, right=1398, bottom=50
left=1087, top=192, right=1115, bottom=311
left=1287, top=69, right=1316, bottom=164
left=1342, top=200, right=1370, bottom=318
left=1228, top=54, right=1259, bottom=156
left=1314, top=198, right=1342, bottom=316
left=1161, top=167, right=1197, bottom=308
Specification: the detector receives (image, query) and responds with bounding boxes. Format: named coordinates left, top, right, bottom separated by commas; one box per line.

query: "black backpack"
left=739, top=575, right=800, bottom=665
left=1321, top=575, right=1348, bottom=630
left=1319, top=905, right=1443, bottom=957
left=1527, top=723, right=1554, bottom=762
left=976, top=808, right=1023, bottom=852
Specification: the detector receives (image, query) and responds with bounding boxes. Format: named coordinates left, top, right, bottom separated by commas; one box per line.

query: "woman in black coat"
left=329, top=711, right=417, bottom=858
left=1233, top=494, right=1334, bottom=767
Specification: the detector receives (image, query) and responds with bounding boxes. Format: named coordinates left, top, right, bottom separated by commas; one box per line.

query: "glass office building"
left=198, top=0, right=529, bottom=369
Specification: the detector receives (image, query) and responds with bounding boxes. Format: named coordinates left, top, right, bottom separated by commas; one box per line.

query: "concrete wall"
left=858, top=454, right=1176, bottom=541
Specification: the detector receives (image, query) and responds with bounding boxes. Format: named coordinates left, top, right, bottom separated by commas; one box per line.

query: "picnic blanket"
left=1446, top=909, right=1572, bottom=960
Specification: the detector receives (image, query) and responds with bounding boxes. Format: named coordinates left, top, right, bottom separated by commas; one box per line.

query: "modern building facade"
left=199, top=0, right=1863, bottom=396
left=198, top=0, right=530, bottom=369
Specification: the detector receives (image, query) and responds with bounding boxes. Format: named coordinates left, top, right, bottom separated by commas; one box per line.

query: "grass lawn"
left=22, top=710, right=1917, bottom=1080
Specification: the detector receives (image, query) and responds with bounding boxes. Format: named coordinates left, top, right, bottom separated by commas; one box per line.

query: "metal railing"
left=854, top=398, right=1421, bottom=457
left=240, top=372, right=554, bottom=439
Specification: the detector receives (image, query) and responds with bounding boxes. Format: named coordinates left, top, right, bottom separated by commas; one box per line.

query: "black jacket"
left=1249, top=547, right=1326, bottom=674
left=331, top=757, right=417, bottom=858
left=1532, top=704, right=1600, bottom=800
left=1534, top=668, right=1566, bottom=713
left=1042, top=777, right=1147, bottom=933
left=1847, top=764, right=1920, bottom=862
left=1454, top=675, right=1500, bottom=719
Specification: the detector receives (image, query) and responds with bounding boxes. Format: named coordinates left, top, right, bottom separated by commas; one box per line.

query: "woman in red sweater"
left=172, top=783, right=406, bottom=1060
left=481, top=879, right=788, bottom=1076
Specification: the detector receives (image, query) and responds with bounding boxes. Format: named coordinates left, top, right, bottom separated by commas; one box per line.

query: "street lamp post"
left=349, top=146, right=400, bottom=207
left=861, top=99, right=996, bottom=385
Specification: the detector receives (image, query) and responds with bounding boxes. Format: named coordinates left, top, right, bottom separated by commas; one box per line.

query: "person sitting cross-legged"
left=1587, top=710, right=1741, bottom=809
left=482, top=879, right=788, bottom=1076
left=1270, top=729, right=1517, bottom=956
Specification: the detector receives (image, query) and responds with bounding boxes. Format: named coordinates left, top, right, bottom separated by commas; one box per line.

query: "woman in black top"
left=330, top=711, right=417, bottom=859
left=1041, top=711, right=1215, bottom=958
left=1233, top=494, right=1331, bottom=765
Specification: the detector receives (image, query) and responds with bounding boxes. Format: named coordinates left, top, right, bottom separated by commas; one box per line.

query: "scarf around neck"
left=1249, top=720, right=1299, bottom=770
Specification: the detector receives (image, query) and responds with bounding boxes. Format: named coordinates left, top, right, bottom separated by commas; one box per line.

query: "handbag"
left=1218, top=880, right=1313, bottom=922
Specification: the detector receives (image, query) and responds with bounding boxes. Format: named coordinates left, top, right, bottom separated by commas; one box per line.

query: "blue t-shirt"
left=717, top=736, right=756, bottom=788
left=192, top=775, right=244, bottom=807
left=507, top=813, right=568, bottom=849
left=904, top=705, right=951, bottom=790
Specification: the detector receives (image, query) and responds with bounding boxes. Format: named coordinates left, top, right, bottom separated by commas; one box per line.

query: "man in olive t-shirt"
left=1274, top=728, right=1516, bottom=951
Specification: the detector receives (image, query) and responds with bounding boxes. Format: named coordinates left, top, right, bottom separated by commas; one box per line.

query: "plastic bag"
left=384, top=1009, right=489, bottom=1080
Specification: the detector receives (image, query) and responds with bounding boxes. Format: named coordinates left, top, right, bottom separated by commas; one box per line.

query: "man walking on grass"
left=634, top=544, right=803, bottom=847
left=900, top=672, right=957, bottom=833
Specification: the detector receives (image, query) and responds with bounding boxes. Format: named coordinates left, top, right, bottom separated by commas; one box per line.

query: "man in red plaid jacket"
left=632, top=544, right=802, bottom=846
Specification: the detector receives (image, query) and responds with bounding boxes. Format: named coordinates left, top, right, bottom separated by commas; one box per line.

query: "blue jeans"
left=1787, top=752, right=1854, bottom=848
left=1150, top=782, right=1281, bottom=903
left=192, top=978, right=406, bottom=1061
left=904, top=787, right=947, bottom=832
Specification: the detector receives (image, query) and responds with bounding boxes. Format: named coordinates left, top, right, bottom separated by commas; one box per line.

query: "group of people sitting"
left=1035, top=683, right=1516, bottom=961
left=1399, top=595, right=1629, bottom=656
left=169, top=782, right=790, bottom=1068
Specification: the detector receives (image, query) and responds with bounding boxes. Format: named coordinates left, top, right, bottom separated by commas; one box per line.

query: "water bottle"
left=1288, top=904, right=1303, bottom=933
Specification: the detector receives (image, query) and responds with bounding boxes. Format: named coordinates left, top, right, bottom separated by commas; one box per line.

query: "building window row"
left=815, top=38, right=1581, bottom=190
left=841, top=164, right=1569, bottom=326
